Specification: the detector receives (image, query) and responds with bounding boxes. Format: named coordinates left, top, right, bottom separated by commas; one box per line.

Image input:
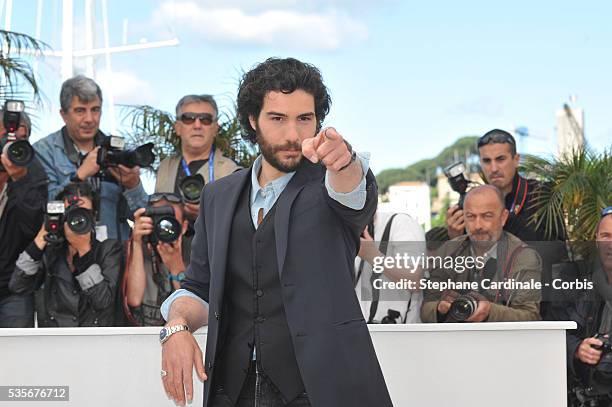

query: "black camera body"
left=571, top=334, right=612, bottom=405
left=179, top=174, right=205, bottom=204
left=144, top=205, right=181, bottom=245
left=97, top=135, right=155, bottom=169
left=444, top=162, right=470, bottom=209
left=593, top=334, right=612, bottom=354
left=0, top=100, right=34, bottom=172
left=447, top=293, right=479, bottom=322
left=44, top=199, right=95, bottom=244
left=380, top=309, right=402, bottom=324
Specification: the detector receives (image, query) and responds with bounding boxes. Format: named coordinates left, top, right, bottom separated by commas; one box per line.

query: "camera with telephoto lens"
left=447, top=293, right=479, bottom=322
left=444, top=162, right=470, bottom=209
left=0, top=100, right=34, bottom=172
left=44, top=198, right=95, bottom=244
left=143, top=205, right=181, bottom=245
left=96, top=135, right=155, bottom=169
left=179, top=174, right=205, bottom=204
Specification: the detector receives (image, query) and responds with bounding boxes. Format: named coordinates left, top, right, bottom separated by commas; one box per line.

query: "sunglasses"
left=477, top=132, right=516, bottom=148
left=179, top=112, right=215, bottom=126
left=148, top=192, right=183, bottom=205
left=602, top=206, right=612, bottom=218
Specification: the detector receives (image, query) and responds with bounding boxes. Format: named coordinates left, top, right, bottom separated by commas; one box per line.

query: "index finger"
left=134, top=207, right=146, bottom=219
left=587, top=337, right=604, bottom=347
left=322, top=126, right=342, bottom=141
left=447, top=205, right=459, bottom=216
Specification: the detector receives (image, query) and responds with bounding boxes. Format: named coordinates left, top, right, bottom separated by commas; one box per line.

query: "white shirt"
left=354, top=212, right=426, bottom=323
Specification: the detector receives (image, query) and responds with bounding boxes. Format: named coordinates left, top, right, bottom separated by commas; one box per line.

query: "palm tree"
left=521, top=147, right=612, bottom=258
left=121, top=105, right=258, bottom=174
left=0, top=29, right=47, bottom=102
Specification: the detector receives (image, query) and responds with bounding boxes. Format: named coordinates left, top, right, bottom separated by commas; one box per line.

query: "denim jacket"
left=33, top=128, right=148, bottom=241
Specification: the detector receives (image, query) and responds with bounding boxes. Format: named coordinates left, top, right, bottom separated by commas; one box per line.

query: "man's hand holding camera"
left=437, top=290, right=460, bottom=316
left=437, top=290, right=491, bottom=322
left=1, top=143, right=28, bottom=181
left=133, top=207, right=185, bottom=276
left=576, top=336, right=606, bottom=365
left=464, top=296, right=491, bottom=323
left=156, top=236, right=186, bottom=276
left=132, top=208, right=154, bottom=245
left=77, top=147, right=141, bottom=189
left=33, top=225, right=48, bottom=251
left=446, top=205, right=465, bottom=239
left=108, top=164, right=141, bottom=189
left=75, top=147, right=101, bottom=181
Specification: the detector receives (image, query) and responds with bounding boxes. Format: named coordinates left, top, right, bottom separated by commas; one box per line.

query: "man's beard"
left=256, top=127, right=303, bottom=173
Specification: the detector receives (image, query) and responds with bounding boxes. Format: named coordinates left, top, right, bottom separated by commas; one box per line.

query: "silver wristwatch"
left=159, top=324, right=190, bottom=344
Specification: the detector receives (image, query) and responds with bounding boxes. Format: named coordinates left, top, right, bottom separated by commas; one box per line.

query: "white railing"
left=0, top=321, right=575, bottom=407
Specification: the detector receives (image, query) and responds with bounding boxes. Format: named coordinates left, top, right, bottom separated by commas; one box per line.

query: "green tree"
left=376, top=136, right=479, bottom=193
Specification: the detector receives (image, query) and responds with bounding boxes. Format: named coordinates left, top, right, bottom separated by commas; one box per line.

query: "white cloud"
left=151, top=1, right=368, bottom=51
left=96, top=70, right=156, bottom=106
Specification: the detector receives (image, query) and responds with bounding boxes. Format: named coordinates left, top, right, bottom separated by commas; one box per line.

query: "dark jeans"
left=211, top=362, right=310, bottom=407
left=0, top=293, right=34, bottom=328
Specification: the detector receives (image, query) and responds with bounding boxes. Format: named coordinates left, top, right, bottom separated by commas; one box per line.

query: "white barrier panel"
left=0, top=321, right=575, bottom=407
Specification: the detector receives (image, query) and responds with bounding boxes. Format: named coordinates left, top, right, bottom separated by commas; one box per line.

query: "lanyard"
left=181, top=148, right=215, bottom=182
left=508, top=177, right=528, bottom=215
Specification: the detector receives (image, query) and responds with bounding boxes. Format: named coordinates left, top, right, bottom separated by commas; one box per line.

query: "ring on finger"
left=161, top=369, right=168, bottom=378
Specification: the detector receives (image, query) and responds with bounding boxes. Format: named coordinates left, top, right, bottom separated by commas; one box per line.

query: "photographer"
left=566, top=207, right=612, bottom=405
left=33, top=75, right=148, bottom=241
left=123, top=193, right=189, bottom=326
left=422, top=185, right=542, bottom=322
left=355, top=211, right=426, bottom=323
left=155, top=95, right=239, bottom=221
left=446, top=129, right=565, bottom=242
left=9, top=182, right=122, bottom=327
left=0, top=108, right=47, bottom=327
left=445, top=129, right=566, bottom=319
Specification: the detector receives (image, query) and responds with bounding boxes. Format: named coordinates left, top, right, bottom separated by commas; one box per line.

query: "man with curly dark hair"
left=159, top=57, right=392, bottom=407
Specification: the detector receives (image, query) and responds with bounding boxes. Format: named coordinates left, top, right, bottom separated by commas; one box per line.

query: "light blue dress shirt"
left=160, top=153, right=370, bottom=321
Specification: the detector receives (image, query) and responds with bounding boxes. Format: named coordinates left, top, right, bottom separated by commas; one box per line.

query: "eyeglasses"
left=477, top=132, right=516, bottom=148
left=148, top=192, right=183, bottom=205
left=179, top=112, right=215, bottom=126
left=602, top=206, right=612, bottom=218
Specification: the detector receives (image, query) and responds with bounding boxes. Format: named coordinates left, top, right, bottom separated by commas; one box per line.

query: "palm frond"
left=521, top=147, right=612, bottom=259
left=0, top=29, right=48, bottom=101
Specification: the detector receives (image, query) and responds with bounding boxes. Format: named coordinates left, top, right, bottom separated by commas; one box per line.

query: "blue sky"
left=4, top=0, right=611, bottom=177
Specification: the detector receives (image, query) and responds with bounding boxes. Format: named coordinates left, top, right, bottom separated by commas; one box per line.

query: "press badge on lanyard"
left=180, top=149, right=216, bottom=182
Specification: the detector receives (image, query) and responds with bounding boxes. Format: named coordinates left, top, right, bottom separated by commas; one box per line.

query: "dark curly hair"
left=237, top=57, right=332, bottom=143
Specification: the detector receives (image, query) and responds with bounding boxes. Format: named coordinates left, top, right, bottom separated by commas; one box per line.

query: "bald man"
left=421, top=185, right=542, bottom=322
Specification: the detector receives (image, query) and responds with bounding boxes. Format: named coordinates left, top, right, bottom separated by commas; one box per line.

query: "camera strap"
left=509, top=176, right=528, bottom=216
left=181, top=147, right=215, bottom=182
left=368, top=214, right=398, bottom=323
left=494, top=241, right=528, bottom=304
